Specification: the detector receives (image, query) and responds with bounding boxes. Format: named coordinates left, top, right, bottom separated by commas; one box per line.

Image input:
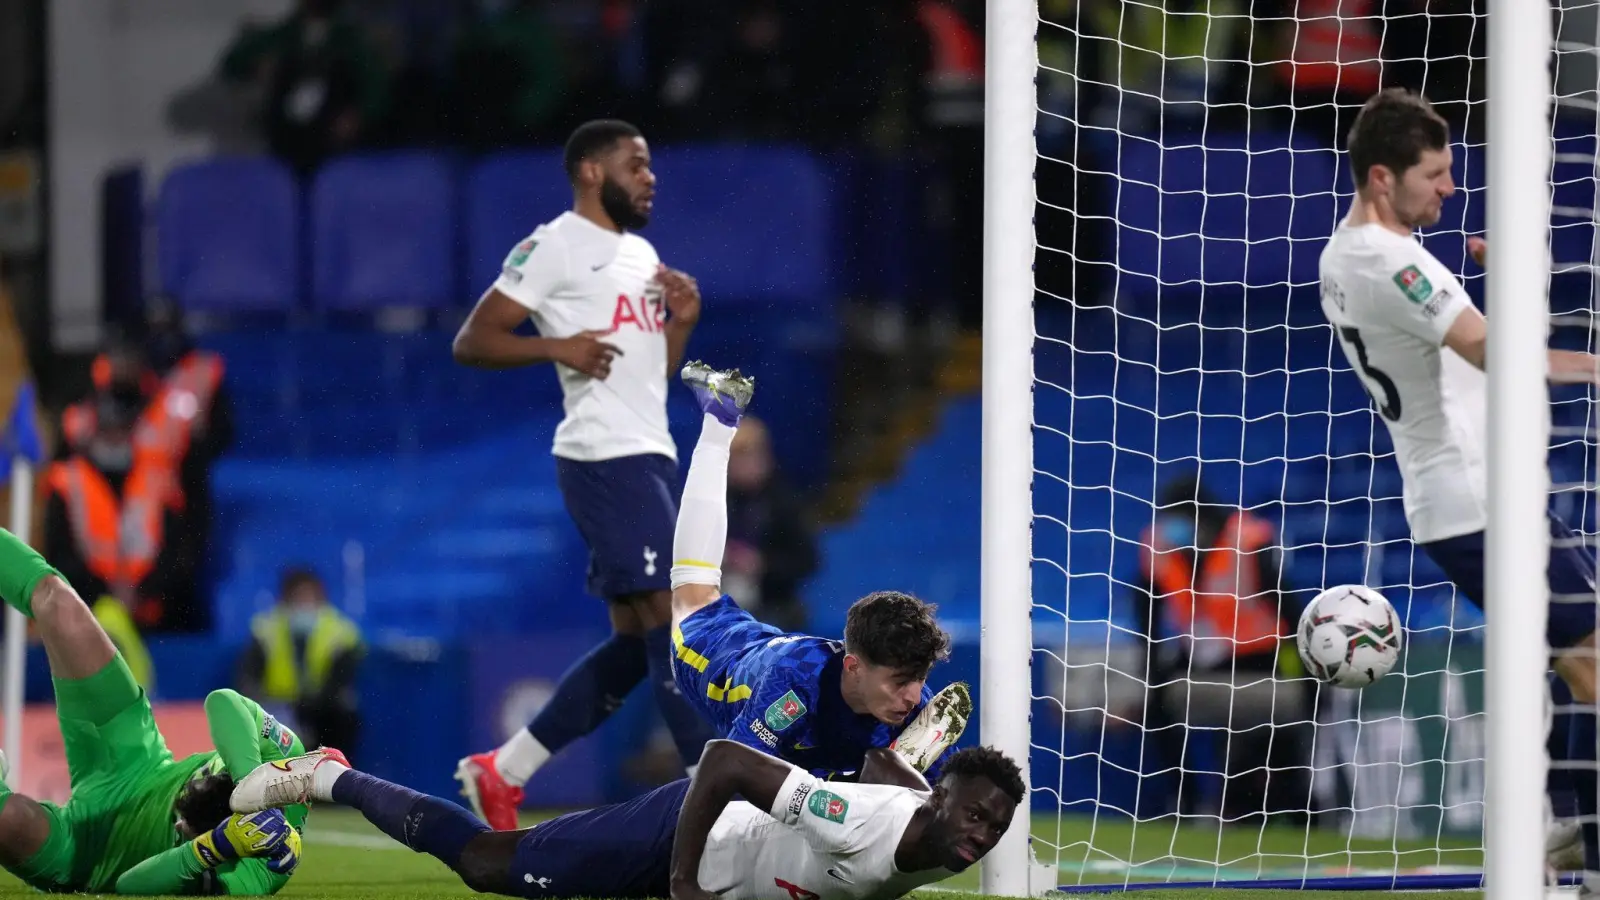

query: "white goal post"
left=978, top=0, right=1569, bottom=896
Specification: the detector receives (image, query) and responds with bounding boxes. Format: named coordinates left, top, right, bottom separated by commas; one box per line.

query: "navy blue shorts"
left=555, top=453, right=679, bottom=599
left=1422, top=512, right=1599, bottom=649
left=509, top=778, right=689, bottom=898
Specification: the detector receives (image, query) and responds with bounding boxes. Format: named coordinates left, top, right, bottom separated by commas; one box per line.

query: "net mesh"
left=1028, top=0, right=1598, bottom=889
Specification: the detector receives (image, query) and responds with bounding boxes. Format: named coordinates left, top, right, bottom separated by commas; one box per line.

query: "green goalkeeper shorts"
left=7, top=657, right=180, bottom=892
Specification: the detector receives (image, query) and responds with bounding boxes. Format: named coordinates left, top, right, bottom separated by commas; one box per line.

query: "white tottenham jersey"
left=1319, top=220, right=1486, bottom=543
left=492, top=211, right=676, bottom=462
left=697, top=767, right=953, bottom=900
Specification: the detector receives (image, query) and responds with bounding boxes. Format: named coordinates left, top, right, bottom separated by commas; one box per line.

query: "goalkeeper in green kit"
left=0, top=528, right=342, bottom=894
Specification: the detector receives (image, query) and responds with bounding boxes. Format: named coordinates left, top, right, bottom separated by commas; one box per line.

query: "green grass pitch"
left=0, top=810, right=1487, bottom=899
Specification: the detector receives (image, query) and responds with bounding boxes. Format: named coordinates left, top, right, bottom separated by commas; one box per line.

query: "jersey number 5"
left=1338, top=326, right=1402, bottom=422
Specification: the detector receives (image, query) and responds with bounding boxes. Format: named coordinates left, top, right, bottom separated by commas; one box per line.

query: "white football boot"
left=891, top=681, right=972, bottom=773
left=230, top=748, right=350, bottom=813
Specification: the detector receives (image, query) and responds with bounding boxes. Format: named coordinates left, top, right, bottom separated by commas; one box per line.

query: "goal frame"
left=976, top=1, right=1557, bottom=896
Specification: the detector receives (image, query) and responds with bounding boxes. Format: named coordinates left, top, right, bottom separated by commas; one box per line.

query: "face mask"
left=1157, top=515, right=1196, bottom=548
left=288, top=607, right=320, bottom=636
left=89, top=440, right=133, bottom=473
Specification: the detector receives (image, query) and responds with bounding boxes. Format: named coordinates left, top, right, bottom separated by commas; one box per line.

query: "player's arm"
left=115, top=844, right=214, bottom=895
left=452, top=288, right=621, bottom=375
left=658, top=264, right=701, bottom=377
left=114, top=849, right=286, bottom=896
left=116, top=813, right=298, bottom=895
left=206, top=689, right=265, bottom=778
left=670, top=739, right=802, bottom=900
left=1444, top=274, right=1600, bottom=382
left=859, top=746, right=931, bottom=791
left=453, top=232, right=622, bottom=375
left=1461, top=237, right=1600, bottom=383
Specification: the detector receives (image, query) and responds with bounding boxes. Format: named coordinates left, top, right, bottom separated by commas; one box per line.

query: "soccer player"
left=0, top=528, right=325, bottom=894
left=451, top=118, right=715, bottom=828
left=229, top=739, right=1021, bottom=900
left=666, top=362, right=970, bottom=779
left=1319, top=87, right=1600, bottom=877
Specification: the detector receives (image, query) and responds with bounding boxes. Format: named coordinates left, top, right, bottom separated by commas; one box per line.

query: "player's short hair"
left=843, top=591, right=952, bottom=675
left=563, top=119, right=644, bottom=182
left=939, top=746, right=1025, bottom=804
left=175, top=772, right=237, bottom=834
left=1347, top=88, right=1450, bottom=189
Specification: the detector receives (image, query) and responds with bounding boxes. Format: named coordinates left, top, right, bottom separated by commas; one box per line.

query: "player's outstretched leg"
left=234, top=750, right=523, bottom=894
left=669, top=361, right=754, bottom=630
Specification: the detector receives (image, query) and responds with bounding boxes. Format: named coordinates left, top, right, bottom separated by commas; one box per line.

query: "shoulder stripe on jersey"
left=672, top=625, right=711, bottom=672
left=707, top=676, right=753, bottom=703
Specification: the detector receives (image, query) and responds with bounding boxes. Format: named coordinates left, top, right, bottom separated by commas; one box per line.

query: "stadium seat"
left=310, top=152, right=460, bottom=310
left=156, top=157, right=301, bottom=313
left=464, top=150, right=569, bottom=299
left=1092, top=131, right=1339, bottom=296
left=645, top=145, right=835, bottom=306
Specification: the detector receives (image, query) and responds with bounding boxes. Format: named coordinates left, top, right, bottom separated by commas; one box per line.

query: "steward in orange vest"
left=1136, top=493, right=1292, bottom=676
left=1133, top=480, right=1313, bottom=824
left=61, top=326, right=231, bottom=631
left=44, top=391, right=186, bottom=629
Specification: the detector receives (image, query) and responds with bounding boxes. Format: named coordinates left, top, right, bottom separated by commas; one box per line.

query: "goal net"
left=980, top=0, right=1598, bottom=894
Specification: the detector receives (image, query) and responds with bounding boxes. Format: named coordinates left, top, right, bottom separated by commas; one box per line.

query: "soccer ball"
left=1296, top=584, right=1403, bottom=688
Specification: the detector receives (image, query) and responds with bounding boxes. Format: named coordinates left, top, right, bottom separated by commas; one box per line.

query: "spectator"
left=443, top=0, right=567, bottom=150
left=60, top=305, right=231, bottom=631
left=217, top=0, right=390, bottom=171
left=1259, top=0, right=1382, bottom=144
left=44, top=359, right=187, bottom=633
left=722, top=416, right=819, bottom=631
left=1130, top=475, right=1313, bottom=824
left=237, top=568, right=365, bottom=753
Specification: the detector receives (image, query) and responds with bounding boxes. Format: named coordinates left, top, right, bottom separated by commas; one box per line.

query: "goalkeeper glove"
left=264, top=827, right=302, bottom=876
left=192, top=810, right=293, bottom=868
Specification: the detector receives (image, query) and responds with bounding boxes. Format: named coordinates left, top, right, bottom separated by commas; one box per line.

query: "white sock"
left=671, top=414, right=735, bottom=590
left=494, top=729, right=550, bottom=787
left=686, top=763, right=699, bottom=778
left=312, top=759, right=349, bottom=802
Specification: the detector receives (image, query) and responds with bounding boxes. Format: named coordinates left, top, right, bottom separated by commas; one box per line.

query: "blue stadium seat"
left=1092, top=131, right=1339, bottom=296
left=157, top=157, right=300, bottom=312
left=645, top=145, right=835, bottom=306
left=464, top=150, right=569, bottom=299
left=310, top=152, right=460, bottom=310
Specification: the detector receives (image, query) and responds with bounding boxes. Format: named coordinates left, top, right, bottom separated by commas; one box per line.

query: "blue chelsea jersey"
left=711, top=633, right=936, bottom=779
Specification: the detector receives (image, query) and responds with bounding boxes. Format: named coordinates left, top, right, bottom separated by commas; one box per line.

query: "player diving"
left=0, top=527, right=328, bottom=894
left=229, top=738, right=1021, bottom=900
left=1318, top=87, right=1600, bottom=881
left=668, top=361, right=971, bottom=779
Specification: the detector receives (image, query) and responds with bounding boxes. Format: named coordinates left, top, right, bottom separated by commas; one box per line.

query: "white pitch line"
left=305, top=830, right=405, bottom=850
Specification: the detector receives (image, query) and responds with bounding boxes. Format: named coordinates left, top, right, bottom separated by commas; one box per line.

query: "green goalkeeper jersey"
left=94, top=689, right=308, bottom=894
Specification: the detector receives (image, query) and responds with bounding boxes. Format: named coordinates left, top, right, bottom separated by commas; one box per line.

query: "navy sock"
left=645, top=625, right=716, bottom=767
left=527, top=632, right=648, bottom=752
left=331, top=770, right=489, bottom=869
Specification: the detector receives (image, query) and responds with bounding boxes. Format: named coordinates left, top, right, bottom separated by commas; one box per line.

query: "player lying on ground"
left=667, top=362, right=970, bottom=779
left=0, top=528, right=329, bottom=894
left=1319, top=87, right=1600, bottom=878
left=230, top=739, right=1021, bottom=900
